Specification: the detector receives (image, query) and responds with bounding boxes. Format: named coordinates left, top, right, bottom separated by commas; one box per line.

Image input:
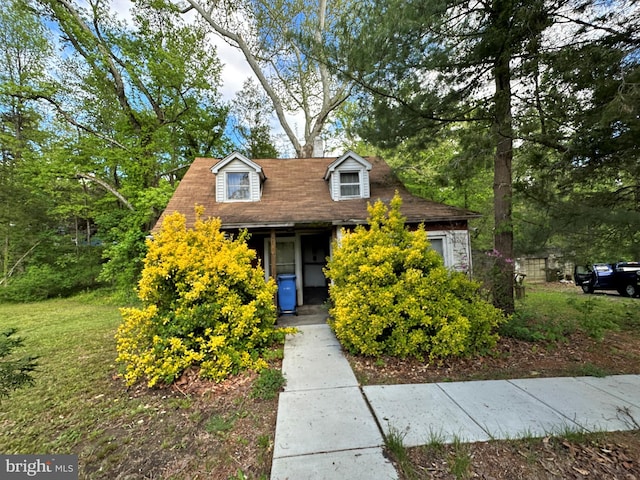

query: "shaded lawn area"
left=0, top=292, right=279, bottom=480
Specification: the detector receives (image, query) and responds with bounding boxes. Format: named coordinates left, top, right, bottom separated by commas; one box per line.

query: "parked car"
left=574, top=262, right=640, bottom=297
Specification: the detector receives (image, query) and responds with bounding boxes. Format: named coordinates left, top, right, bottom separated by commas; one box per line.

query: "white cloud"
left=110, top=0, right=134, bottom=18
left=212, top=38, right=254, bottom=101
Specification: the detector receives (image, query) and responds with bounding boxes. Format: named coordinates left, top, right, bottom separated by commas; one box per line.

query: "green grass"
left=569, top=362, right=610, bottom=377
left=0, top=291, right=280, bottom=479
left=0, top=291, right=126, bottom=454
left=251, top=368, right=286, bottom=400
left=205, top=413, right=235, bottom=435
left=384, top=425, right=418, bottom=479
left=503, top=284, right=640, bottom=343
left=448, top=436, right=472, bottom=479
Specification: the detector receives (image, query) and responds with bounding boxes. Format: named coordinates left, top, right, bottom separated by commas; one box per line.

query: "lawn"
left=0, top=291, right=280, bottom=479
left=1, top=284, right=638, bottom=479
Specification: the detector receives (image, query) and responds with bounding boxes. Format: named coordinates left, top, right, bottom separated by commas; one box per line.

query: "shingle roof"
left=154, top=155, right=480, bottom=231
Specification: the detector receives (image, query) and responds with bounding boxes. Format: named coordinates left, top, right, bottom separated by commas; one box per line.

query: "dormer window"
left=324, top=151, right=372, bottom=201
left=339, top=171, right=361, bottom=197
left=211, top=152, right=266, bottom=203
left=227, top=172, right=250, bottom=200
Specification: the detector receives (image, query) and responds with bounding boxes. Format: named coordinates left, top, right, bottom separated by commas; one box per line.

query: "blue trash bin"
left=277, top=274, right=297, bottom=314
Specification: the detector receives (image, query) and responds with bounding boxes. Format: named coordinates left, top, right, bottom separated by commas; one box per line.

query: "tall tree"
left=34, top=0, right=229, bottom=190
left=169, top=0, right=353, bottom=158
left=230, top=78, right=279, bottom=158
left=0, top=0, right=52, bottom=286
left=4, top=0, right=231, bottom=294
left=332, top=0, right=638, bottom=313
left=515, top=34, right=640, bottom=262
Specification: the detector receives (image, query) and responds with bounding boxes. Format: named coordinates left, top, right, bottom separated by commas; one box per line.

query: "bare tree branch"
left=76, top=173, right=135, bottom=211
left=181, top=0, right=304, bottom=155
left=0, top=241, right=42, bottom=286
left=178, top=0, right=352, bottom=157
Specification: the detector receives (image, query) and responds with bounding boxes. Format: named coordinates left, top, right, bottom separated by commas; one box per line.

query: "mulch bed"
left=345, top=316, right=640, bottom=479
left=346, top=330, right=640, bottom=386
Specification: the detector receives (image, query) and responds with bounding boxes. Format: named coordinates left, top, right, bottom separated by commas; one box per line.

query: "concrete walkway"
left=270, top=323, right=398, bottom=480
left=270, top=320, right=640, bottom=480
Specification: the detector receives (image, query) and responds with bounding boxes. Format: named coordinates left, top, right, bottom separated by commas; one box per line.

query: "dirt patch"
left=80, top=361, right=281, bottom=480
left=402, top=431, right=640, bottom=479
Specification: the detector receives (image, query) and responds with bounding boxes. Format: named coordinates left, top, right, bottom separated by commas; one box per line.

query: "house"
left=154, top=151, right=480, bottom=307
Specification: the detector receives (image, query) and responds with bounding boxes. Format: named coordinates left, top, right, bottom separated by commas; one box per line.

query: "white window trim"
left=427, top=230, right=473, bottom=273
left=427, top=234, right=448, bottom=263
left=338, top=170, right=362, bottom=199
left=225, top=171, right=252, bottom=202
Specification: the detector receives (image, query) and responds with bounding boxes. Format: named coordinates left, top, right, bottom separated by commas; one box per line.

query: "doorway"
left=301, top=233, right=330, bottom=305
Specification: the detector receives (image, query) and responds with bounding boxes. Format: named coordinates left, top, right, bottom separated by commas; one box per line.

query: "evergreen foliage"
left=115, top=209, right=290, bottom=387
left=331, top=0, right=639, bottom=311
left=0, top=328, right=38, bottom=399
left=325, top=193, right=505, bottom=359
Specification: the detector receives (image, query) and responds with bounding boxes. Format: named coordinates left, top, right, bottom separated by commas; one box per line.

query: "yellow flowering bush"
left=325, top=193, right=505, bottom=360
left=116, top=208, right=288, bottom=387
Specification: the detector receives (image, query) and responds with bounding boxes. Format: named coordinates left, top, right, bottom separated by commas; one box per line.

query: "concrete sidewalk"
left=270, top=323, right=398, bottom=480
left=270, top=322, right=640, bottom=480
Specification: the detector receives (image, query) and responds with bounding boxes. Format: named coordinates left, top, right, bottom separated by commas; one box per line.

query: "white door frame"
left=264, top=235, right=304, bottom=306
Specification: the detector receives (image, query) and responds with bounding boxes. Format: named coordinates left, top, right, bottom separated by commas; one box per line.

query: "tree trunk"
left=491, top=9, right=515, bottom=314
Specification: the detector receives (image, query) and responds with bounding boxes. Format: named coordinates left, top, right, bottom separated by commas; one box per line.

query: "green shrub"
left=0, top=328, right=38, bottom=399
left=324, top=193, right=505, bottom=359
left=251, top=368, right=286, bottom=400
left=115, top=208, right=291, bottom=387
left=0, top=249, right=103, bottom=303
left=98, top=182, right=176, bottom=295
left=499, top=310, right=575, bottom=343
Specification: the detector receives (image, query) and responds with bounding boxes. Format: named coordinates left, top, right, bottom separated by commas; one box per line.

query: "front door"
left=264, top=236, right=301, bottom=305
left=274, top=238, right=296, bottom=275
left=264, top=232, right=332, bottom=306
left=301, top=233, right=330, bottom=304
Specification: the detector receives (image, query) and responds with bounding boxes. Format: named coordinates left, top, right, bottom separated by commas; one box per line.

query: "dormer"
left=324, top=151, right=372, bottom=201
left=211, top=152, right=265, bottom=203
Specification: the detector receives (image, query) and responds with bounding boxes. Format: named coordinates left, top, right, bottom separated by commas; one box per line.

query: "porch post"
left=270, top=229, right=277, bottom=310
left=270, top=229, right=277, bottom=279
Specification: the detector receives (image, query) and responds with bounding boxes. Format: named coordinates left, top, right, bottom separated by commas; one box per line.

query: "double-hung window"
left=227, top=172, right=250, bottom=200
left=429, top=238, right=445, bottom=258
left=339, top=171, right=361, bottom=197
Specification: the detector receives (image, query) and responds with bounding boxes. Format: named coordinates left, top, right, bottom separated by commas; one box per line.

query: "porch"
left=277, top=303, right=330, bottom=327
left=246, top=228, right=333, bottom=308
